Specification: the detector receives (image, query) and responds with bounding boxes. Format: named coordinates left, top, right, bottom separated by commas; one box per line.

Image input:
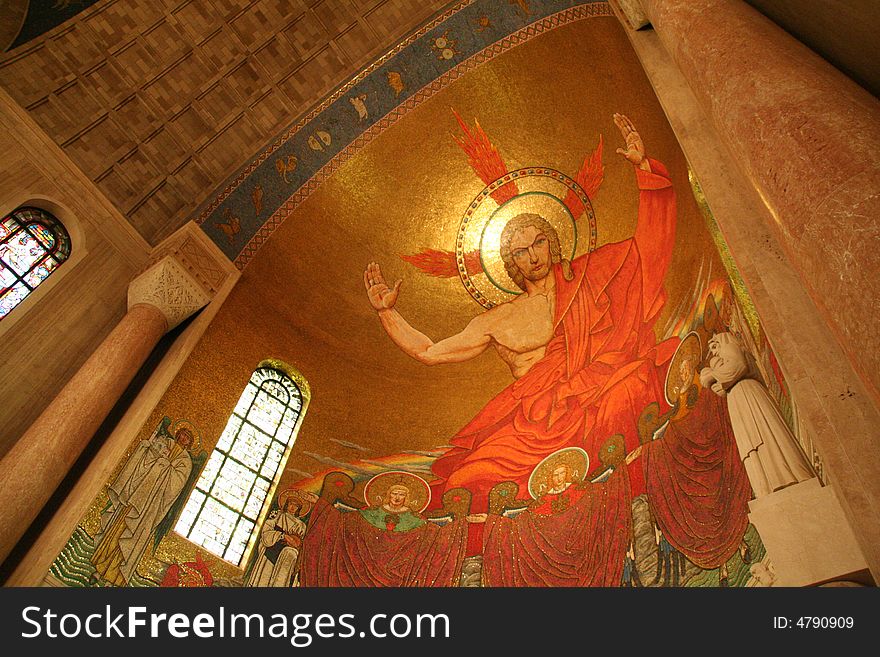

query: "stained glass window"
left=175, top=362, right=308, bottom=566
left=0, top=207, right=71, bottom=320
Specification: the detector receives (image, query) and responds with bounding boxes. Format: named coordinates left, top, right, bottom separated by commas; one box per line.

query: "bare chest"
left=488, top=293, right=556, bottom=353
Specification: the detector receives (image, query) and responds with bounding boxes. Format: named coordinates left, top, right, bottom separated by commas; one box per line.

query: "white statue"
left=700, top=332, right=814, bottom=498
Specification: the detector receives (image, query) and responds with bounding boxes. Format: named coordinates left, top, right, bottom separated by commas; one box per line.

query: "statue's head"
left=708, top=332, right=741, bottom=370
left=499, top=213, right=573, bottom=291
left=705, top=332, right=750, bottom=387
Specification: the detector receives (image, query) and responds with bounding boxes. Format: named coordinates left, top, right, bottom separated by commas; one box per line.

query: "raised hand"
left=364, top=262, right=402, bottom=311
left=613, top=113, right=649, bottom=170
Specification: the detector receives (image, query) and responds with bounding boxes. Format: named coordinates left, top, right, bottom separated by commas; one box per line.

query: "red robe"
left=481, top=469, right=632, bottom=587
left=644, top=387, right=751, bottom=569
left=299, top=499, right=467, bottom=587
left=431, top=159, right=678, bottom=512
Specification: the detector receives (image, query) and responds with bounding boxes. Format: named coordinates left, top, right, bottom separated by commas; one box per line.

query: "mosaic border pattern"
left=194, top=1, right=614, bottom=269
left=195, top=0, right=478, bottom=224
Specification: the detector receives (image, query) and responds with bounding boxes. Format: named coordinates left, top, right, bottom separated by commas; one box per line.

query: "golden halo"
left=278, top=488, right=312, bottom=511
left=665, top=332, right=703, bottom=404
left=527, top=447, right=589, bottom=499
left=456, top=168, right=597, bottom=309
left=363, top=471, right=431, bottom=514
left=170, top=418, right=201, bottom=453
left=479, top=192, right=576, bottom=295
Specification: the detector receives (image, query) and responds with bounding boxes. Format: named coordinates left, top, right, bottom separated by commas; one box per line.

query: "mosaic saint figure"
left=91, top=418, right=194, bottom=585
left=300, top=472, right=468, bottom=587
left=357, top=478, right=426, bottom=532
left=642, top=333, right=752, bottom=583
left=528, top=449, right=588, bottom=516
left=475, top=449, right=632, bottom=586
left=364, top=114, right=679, bottom=517
left=247, top=489, right=316, bottom=587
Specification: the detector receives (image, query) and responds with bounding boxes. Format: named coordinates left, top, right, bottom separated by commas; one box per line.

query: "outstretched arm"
left=614, top=113, right=676, bottom=321
left=364, top=263, right=491, bottom=365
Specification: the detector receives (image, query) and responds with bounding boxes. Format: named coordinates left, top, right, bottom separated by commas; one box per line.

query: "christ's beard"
left=522, top=265, right=550, bottom=282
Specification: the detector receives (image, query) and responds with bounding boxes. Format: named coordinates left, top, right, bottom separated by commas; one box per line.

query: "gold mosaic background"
left=141, top=15, right=722, bottom=494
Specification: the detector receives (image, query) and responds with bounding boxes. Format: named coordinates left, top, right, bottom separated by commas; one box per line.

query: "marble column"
left=0, top=256, right=210, bottom=566
left=637, top=0, right=880, bottom=400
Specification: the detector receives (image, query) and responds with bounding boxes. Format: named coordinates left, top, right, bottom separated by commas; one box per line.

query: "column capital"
left=127, top=221, right=237, bottom=331
left=151, top=220, right=238, bottom=296
left=127, top=255, right=211, bottom=331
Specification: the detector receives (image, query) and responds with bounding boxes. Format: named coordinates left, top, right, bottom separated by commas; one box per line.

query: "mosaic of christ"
left=53, top=11, right=810, bottom=588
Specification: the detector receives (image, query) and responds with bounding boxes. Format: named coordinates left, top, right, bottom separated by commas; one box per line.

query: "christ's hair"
left=499, top=213, right=573, bottom=291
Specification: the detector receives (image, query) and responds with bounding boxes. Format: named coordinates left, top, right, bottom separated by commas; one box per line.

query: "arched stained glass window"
left=175, top=360, right=309, bottom=566
left=0, top=207, right=71, bottom=320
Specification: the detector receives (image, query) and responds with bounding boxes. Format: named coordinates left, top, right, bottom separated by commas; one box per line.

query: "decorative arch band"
left=194, top=1, right=614, bottom=270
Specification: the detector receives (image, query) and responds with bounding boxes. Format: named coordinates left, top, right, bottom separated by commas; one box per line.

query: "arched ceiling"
left=0, top=0, right=875, bottom=252
left=5, top=1, right=878, bottom=93
left=0, top=0, right=456, bottom=245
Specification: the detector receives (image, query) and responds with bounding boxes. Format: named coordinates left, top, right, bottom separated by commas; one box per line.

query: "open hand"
left=614, top=113, right=649, bottom=170
left=364, top=262, right=402, bottom=311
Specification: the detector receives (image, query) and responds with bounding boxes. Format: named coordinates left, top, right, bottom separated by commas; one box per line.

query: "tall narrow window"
left=175, top=360, right=309, bottom=566
left=0, top=207, right=71, bottom=320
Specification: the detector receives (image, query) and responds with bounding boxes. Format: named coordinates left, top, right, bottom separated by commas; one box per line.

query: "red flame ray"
left=400, top=249, right=482, bottom=278
left=452, top=109, right=518, bottom=205
left=564, top=134, right=604, bottom=218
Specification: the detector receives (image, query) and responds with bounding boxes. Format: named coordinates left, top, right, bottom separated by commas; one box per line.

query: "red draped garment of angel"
left=481, top=469, right=632, bottom=587
left=300, top=498, right=467, bottom=587
left=643, top=386, right=752, bottom=569
left=430, top=159, right=679, bottom=513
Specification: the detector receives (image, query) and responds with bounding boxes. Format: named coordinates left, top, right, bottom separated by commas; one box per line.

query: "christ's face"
left=509, top=225, right=552, bottom=282
left=387, top=486, right=409, bottom=510
left=550, top=464, right=570, bottom=489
